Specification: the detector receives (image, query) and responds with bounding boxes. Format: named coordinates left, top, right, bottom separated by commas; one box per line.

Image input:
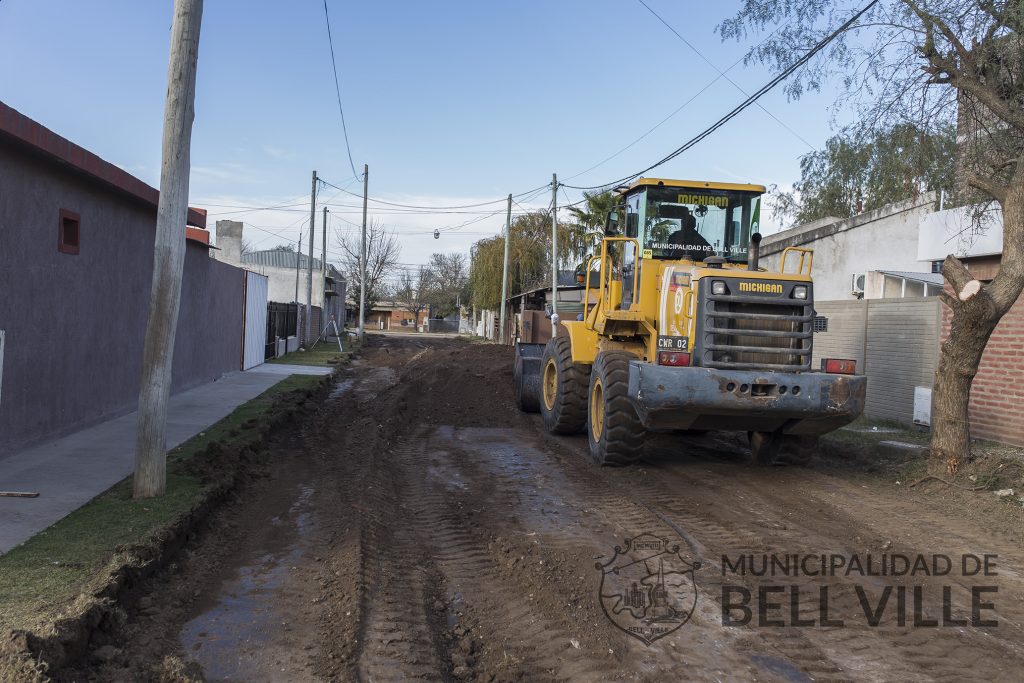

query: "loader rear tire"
left=588, top=352, right=645, bottom=466
left=513, top=345, right=540, bottom=413
left=540, top=336, right=589, bottom=434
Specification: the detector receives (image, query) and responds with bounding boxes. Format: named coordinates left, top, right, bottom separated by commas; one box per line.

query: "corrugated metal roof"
left=877, top=270, right=944, bottom=286
left=242, top=249, right=322, bottom=270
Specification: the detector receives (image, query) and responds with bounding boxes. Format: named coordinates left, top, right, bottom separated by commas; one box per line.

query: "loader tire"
left=540, top=336, right=589, bottom=434
left=514, top=355, right=540, bottom=413
left=588, top=352, right=645, bottom=466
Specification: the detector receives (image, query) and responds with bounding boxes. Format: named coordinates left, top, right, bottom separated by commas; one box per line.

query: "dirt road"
left=80, top=334, right=1024, bottom=682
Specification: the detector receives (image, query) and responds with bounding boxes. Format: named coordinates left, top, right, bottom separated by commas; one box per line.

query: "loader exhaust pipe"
left=748, top=232, right=762, bottom=272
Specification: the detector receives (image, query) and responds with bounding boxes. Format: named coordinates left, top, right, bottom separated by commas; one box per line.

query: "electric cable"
left=563, top=0, right=880, bottom=191
left=322, top=0, right=359, bottom=179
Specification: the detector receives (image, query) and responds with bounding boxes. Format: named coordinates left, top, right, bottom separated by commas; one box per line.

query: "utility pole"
left=550, top=173, right=559, bottom=330
left=306, top=170, right=317, bottom=346
left=294, top=232, right=303, bottom=304
left=359, top=163, right=368, bottom=338
left=133, top=0, right=203, bottom=499
left=499, top=193, right=512, bottom=344
left=322, top=206, right=329, bottom=323
left=322, top=206, right=329, bottom=282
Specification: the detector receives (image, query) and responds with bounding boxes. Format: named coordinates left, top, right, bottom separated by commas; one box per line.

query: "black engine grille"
left=700, top=283, right=813, bottom=371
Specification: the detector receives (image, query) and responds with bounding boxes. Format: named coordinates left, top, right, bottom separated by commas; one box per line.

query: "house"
left=759, top=193, right=939, bottom=300
left=213, top=220, right=346, bottom=343
left=759, top=193, right=1022, bottom=445
left=360, top=301, right=430, bottom=331
left=0, top=100, right=255, bottom=457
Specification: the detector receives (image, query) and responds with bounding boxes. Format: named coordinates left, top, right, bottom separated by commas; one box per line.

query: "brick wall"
left=389, top=309, right=428, bottom=328
left=941, top=290, right=1024, bottom=446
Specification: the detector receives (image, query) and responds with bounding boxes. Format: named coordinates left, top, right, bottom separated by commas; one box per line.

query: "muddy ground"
left=66, top=334, right=1024, bottom=682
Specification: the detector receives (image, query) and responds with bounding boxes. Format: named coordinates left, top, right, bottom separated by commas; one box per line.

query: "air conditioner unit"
left=851, top=273, right=866, bottom=295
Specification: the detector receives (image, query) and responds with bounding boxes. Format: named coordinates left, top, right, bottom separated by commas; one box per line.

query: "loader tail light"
left=658, top=351, right=691, bottom=367
left=823, top=358, right=857, bottom=375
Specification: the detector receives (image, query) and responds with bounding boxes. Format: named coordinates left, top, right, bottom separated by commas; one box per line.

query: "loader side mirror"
left=605, top=211, right=620, bottom=235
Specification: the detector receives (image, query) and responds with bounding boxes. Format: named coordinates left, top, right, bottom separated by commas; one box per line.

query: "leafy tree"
left=566, top=189, right=617, bottom=263
left=720, top=1, right=1024, bottom=474
left=773, top=124, right=957, bottom=226
left=469, top=211, right=559, bottom=310
left=334, top=219, right=401, bottom=321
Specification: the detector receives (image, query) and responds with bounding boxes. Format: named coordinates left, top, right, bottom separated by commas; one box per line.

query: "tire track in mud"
left=636, top=462, right=1024, bottom=681
left=535, top=430, right=1024, bottom=682
left=89, top=336, right=1024, bottom=683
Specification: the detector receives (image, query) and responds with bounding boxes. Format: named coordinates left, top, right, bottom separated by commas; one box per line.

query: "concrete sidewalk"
left=0, top=364, right=331, bottom=555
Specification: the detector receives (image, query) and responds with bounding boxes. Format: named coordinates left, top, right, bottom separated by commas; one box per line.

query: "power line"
left=322, top=0, right=359, bottom=179
left=635, top=0, right=814, bottom=151
left=560, top=23, right=789, bottom=184
left=563, top=0, right=880, bottom=191
left=318, top=176, right=550, bottom=211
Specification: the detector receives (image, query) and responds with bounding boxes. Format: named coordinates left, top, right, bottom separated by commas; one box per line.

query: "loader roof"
left=620, top=177, right=767, bottom=195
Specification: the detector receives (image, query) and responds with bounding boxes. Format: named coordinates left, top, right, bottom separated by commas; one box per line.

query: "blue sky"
left=0, top=0, right=854, bottom=275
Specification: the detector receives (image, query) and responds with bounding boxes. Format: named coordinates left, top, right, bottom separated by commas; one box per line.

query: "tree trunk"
left=929, top=179, right=1024, bottom=475
left=134, top=0, right=204, bottom=499
left=929, top=285, right=999, bottom=474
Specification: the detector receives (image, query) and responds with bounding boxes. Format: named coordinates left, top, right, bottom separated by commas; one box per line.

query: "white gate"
left=242, top=271, right=269, bottom=370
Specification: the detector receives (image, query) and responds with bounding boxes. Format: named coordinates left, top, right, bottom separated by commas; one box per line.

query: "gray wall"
left=812, top=298, right=941, bottom=423
left=0, top=142, right=245, bottom=457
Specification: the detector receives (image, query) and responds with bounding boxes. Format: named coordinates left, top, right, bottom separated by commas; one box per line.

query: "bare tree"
left=335, top=218, right=401, bottom=320
left=393, top=267, right=429, bottom=328
left=422, top=252, right=468, bottom=318
left=720, top=1, right=1024, bottom=474
left=134, top=0, right=203, bottom=499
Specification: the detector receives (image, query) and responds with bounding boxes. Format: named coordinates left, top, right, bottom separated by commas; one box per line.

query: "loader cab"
left=607, top=179, right=766, bottom=307
left=618, top=179, right=765, bottom=263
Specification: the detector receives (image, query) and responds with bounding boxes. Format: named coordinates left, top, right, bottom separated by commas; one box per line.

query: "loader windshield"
left=638, top=186, right=762, bottom=262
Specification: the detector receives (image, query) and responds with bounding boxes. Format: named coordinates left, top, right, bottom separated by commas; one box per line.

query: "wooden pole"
left=550, top=173, right=559, bottom=328
left=133, top=0, right=204, bottom=499
left=359, top=164, right=369, bottom=338
left=306, top=171, right=317, bottom=345
left=499, top=193, right=512, bottom=344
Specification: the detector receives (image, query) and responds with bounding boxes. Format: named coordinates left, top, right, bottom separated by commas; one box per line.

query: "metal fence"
left=266, top=302, right=298, bottom=359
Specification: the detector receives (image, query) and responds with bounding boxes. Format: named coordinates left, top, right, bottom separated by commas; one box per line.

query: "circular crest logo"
left=595, top=533, right=700, bottom=645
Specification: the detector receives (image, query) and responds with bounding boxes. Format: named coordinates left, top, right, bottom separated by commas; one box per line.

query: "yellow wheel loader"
left=514, top=178, right=866, bottom=466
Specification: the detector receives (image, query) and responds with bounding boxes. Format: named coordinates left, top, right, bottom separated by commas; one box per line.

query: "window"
left=638, top=186, right=759, bottom=262
left=813, top=316, right=829, bottom=332
left=58, top=209, right=80, bottom=255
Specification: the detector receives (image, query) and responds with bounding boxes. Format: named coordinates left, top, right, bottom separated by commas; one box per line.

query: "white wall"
left=760, top=195, right=935, bottom=301
left=917, top=204, right=1003, bottom=261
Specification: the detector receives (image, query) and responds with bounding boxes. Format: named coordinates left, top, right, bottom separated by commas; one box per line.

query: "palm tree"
left=566, top=189, right=618, bottom=267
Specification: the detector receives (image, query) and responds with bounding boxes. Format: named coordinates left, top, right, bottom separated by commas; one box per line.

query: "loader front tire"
left=588, top=352, right=645, bottom=466
left=540, top=336, right=588, bottom=434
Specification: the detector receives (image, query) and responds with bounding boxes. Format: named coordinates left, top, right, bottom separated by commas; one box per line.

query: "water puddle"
left=328, top=378, right=355, bottom=400
left=749, top=655, right=814, bottom=683
left=446, top=590, right=465, bottom=629
left=180, top=484, right=315, bottom=680
left=429, top=427, right=586, bottom=537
